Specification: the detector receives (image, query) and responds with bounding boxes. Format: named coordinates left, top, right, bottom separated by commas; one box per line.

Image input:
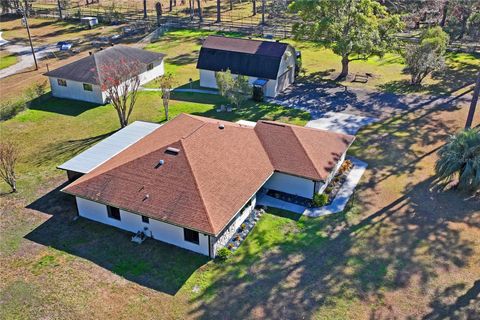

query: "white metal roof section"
left=236, top=119, right=257, bottom=127
left=58, top=121, right=161, bottom=174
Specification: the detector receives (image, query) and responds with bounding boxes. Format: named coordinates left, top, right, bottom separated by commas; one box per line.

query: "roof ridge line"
left=290, top=126, right=323, bottom=181
left=179, top=139, right=215, bottom=234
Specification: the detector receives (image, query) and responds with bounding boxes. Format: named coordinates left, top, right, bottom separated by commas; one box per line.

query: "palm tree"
left=435, top=128, right=480, bottom=191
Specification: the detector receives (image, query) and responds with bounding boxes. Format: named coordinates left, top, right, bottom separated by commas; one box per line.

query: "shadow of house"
left=25, top=182, right=208, bottom=295
left=28, top=96, right=102, bottom=116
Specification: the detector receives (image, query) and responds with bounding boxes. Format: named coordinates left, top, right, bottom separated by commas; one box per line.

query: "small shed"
left=81, top=17, right=99, bottom=28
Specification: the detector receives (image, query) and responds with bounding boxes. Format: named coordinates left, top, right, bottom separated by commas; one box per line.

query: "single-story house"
left=44, top=45, right=165, bottom=104
left=59, top=114, right=354, bottom=258
left=196, top=36, right=297, bottom=98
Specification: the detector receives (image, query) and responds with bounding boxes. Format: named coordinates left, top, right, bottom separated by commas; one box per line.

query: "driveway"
left=270, top=81, right=469, bottom=121
left=0, top=42, right=57, bottom=79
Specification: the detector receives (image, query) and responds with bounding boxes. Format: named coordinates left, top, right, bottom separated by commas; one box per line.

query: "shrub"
left=216, top=247, right=231, bottom=261
left=312, top=193, right=329, bottom=207
left=0, top=99, right=27, bottom=121
left=240, top=223, right=246, bottom=230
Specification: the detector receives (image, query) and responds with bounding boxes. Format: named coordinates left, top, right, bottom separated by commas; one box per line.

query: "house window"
left=147, top=63, right=154, bottom=71
left=183, top=228, right=199, bottom=245
left=142, top=215, right=149, bottom=224
left=83, top=83, right=93, bottom=91
left=107, top=205, right=121, bottom=220
left=57, top=79, right=67, bottom=87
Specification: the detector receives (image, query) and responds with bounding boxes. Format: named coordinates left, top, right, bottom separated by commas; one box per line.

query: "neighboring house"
left=59, top=114, right=354, bottom=258
left=197, top=36, right=296, bottom=97
left=44, top=45, right=165, bottom=104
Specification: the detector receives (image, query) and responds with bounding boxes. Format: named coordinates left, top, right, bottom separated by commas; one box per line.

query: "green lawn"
left=0, top=52, right=18, bottom=70
left=143, top=29, right=479, bottom=95
left=0, top=91, right=309, bottom=196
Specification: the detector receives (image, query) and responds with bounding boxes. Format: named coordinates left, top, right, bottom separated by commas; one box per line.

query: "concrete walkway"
left=256, top=194, right=307, bottom=214
left=306, top=112, right=378, bottom=135
left=303, top=157, right=367, bottom=217
left=257, top=157, right=367, bottom=217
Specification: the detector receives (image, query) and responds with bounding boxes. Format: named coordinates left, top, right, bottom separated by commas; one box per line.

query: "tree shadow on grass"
left=378, top=52, right=479, bottom=96
left=422, top=280, right=480, bottom=320
left=24, top=182, right=208, bottom=295
left=28, top=96, right=102, bottom=116
left=188, top=177, right=479, bottom=319
left=171, top=92, right=311, bottom=125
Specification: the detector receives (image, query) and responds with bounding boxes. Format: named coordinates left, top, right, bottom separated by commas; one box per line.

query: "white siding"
left=49, top=77, right=104, bottom=104
left=76, top=197, right=210, bottom=256
left=138, top=60, right=165, bottom=85
left=199, top=69, right=277, bottom=97
left=49, top=59, right=164, bottom=104
left=264, top=172, right=315, bottom=199
left=212, top=195, right=256, bottom=256
left=274, top=46, right=296, bottom=95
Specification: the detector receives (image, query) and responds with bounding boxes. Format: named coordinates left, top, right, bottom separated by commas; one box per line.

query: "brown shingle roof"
left=44, top=45, right=165, bottom=84
left=63, top=114, right=354, bottom=235
left=254, top=120, right=355, bottom=181
left=63, top=114, right=274, bottom=235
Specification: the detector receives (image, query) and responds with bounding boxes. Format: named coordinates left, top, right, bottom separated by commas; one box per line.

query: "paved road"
left=0, top=42, right=57, bottom=79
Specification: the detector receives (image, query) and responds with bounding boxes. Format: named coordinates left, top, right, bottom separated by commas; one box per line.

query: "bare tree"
left=156, top=73, right=176, bottom=121
left=0, top=140, right=18, bottom=193
left=98, top=58, right=142, bottom=128
left=465, top=71, right=480, bottom=129
left=196, top=0, right=203, bottom=21
left=216, top=0, right=221, bottom=22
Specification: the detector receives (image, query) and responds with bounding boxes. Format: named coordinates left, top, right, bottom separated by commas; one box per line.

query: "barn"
left=197, top=36, right=296, bottom=98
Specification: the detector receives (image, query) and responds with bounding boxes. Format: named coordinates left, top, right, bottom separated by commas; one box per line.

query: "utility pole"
left=261, top=0, right=265, bottom=25
left=465, top=71, right=480, bottom=129
left=19, top=7, right=38, bottom=70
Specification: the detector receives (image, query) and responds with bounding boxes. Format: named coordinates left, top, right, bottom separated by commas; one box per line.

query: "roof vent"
left=155, top=159, right=165, bottom=169
left=165, top=147, right=180, bottom=155
left=219, top=123, right=225, bottom=130
left=143, top=194, right=149, bottom=201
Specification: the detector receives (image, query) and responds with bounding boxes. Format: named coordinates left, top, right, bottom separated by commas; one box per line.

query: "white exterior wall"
left=76, top=197, right=210, bottom=256
left=199, top=69, right=278, bottom=97
left=49, top=77, right=104, bottom=104
left=49, top=60, right=164, bottom=104
left=138, top=60, right=165, bottom=85
left=274, top=46, right=296, bottom=95
left=264, top=172, right=315, bottom=199
left=315, top=152, right=347, bottom=194
left=212, top=195, right=256, bottom=256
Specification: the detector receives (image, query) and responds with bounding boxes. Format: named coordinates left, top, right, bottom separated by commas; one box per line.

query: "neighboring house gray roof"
left=58, top=121, right=162, bottom=174
left=44, top=45, right=165, bottom=85
left=196, top=36, right=291, bottom=80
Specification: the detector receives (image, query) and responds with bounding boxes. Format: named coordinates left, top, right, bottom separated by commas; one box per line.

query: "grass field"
left=143, top=29, right=479, bottom=95
left=0, top=51, right=18, bottom=70
left=1, top=79, right=479, bottom=320
left=0, top=19, right=479, bottom=320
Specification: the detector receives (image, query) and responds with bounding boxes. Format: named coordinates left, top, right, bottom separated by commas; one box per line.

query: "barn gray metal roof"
left=44, top=45, right=165, bottom=84
left=196, top=36, right=290, bottom=80
left=58, top=121, right=162, bottom=174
